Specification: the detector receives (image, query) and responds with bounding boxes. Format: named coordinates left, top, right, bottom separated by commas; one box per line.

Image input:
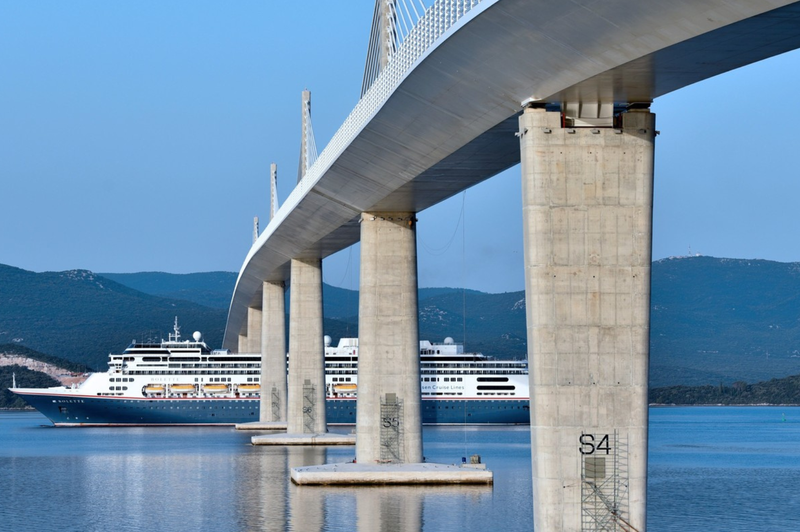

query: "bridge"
left=223, top=1, right=800, bottom=530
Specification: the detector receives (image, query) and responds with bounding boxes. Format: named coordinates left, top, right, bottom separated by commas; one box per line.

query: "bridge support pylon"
left=520, top=106, right=653, bottom=531
left=252, top=258, right=354, bottom=445
left=286, top=258, right=327, bottom=434
left=260, top=280, right=287, bottom=423
left=290, top=212, right=491, bottom=484
left=356, top=212, right=422, bottom=464
left=238, top=306, right=262, bottom=354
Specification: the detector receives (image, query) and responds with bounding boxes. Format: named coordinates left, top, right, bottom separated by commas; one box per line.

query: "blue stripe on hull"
left=19, top=394, right=259, bottom=425
left=18, top=393, right=530, bottom=426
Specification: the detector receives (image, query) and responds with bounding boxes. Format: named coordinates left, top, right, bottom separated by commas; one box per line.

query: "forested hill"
left=99, top=271, right=237, bottom=309
left=5, top=256, right=800, bottom=387
left=650, top=374, right=800, bottom=405
left=0, top=366, right=60, bottom=409
left=649, top=256, right=800, bottom=386
left=0, top=264, right=226, bottom=369
left=0, top=343, right=92, bottom=373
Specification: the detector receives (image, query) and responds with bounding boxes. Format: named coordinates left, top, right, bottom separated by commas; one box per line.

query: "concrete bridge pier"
left=520, top=106, right=653, bottom=531
left=287, top=257, right=327, bottom=434
left=290, top=213, right=491, bottom=484
left=356, top=212, right=423, bottom=464
left=253, top=258, right=354, bottom=445
left=260, top=280, right=287, bottom=423
left=238, top=306, right=262, bottom=354
left=236, top=303, right=288, bottom=430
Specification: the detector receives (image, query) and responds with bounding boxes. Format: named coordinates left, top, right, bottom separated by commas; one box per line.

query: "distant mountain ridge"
left=99, top=271, right=238, bottom=309
left=650, top=256, right=800, bottom=385
left=4, top=256, right=800, bottom=387
left=0, top=264, right=227, bottom=369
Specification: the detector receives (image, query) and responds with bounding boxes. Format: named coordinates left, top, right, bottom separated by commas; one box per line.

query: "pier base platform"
left=235, top=421, right=287, bottom=431
left=251, top=432, right=356, bottom=446
left=290, top=462, right=493, bottom=485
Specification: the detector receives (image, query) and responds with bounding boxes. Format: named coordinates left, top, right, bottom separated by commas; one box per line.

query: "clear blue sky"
left=2, top=2, right=800, bottom=294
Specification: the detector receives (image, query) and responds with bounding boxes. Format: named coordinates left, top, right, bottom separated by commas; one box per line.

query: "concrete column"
left=247, top=306, right=262, bottom=353
left=261, top=281, right=287, bottom=422
left=520, top=107, right=653, bottom=531
left=356, top=212, right=422, bottom=464
left=287, top=258, right=327, bottom=434
left=238, top=334, right=248, bottom=354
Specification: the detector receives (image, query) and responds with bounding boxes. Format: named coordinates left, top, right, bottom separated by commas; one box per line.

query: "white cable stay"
left=282, top=0, right=483, bottom=224
left=361, top=0, right=432, bottom=97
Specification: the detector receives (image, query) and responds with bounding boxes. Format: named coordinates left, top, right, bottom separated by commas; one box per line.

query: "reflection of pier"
left=357, top=487, right=422, bottom=532
left=288, top=447, right=327, bottom=532
left=236, top=446, right=288, bottom=530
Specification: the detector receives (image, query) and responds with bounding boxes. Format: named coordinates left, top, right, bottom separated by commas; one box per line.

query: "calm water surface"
left=1, top=407, right=798, bottom=531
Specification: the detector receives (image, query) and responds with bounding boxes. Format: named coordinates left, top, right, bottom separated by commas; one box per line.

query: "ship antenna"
left=172, top=316, right=180, bottom=342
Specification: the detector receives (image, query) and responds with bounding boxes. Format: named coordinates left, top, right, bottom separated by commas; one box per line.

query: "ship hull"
left=15, top=392, right=530, bottom=426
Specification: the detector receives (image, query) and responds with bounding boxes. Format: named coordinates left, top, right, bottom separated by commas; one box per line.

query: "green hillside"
left=0, top=264, right=227, bottom=369
left=6, top=256, right=800, bottom=388
left=0, top=343, right=92, bottom=373
left=99, top=271, right=237, bottom=309
left=650, top=256, right=800, bottom=386
left=650, top=374, right=800, bottom=405
left=0, top=366, right=60, bottom=409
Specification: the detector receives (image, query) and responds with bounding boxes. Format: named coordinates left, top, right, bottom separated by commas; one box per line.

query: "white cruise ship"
left=11, top=319, right=529, bottom=426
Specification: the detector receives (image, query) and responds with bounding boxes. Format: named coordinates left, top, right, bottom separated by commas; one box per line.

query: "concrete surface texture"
left=291, top=462, right=493, bottom=485
left=247, top=306, right=262, bottom=354
left=356, top=212, right=423, bottom=464
left=261, top=280, right=287, bottom=422
left=252, top=432, right=356, bottom=446
left=286, top=258, right=327, bottom=434
left=520, top=107, right=653, bottom=531
left=235, top=421, right=287, bottom=431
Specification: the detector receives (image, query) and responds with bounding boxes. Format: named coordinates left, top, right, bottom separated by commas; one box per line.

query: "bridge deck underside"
left=224, top=0, right=800, bottom=348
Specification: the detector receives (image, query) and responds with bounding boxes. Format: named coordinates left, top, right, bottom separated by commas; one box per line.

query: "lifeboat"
left=145, top=385, right=165, bottom=394
left=203, top=384, right=229, bottom=394
left=334, top=383, right=357, bottom=393
left=171, top=384, right=196, bottom=394
left=237, top=384, right=260, bottom=393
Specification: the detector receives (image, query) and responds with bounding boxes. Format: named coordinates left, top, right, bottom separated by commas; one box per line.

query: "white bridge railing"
left=276, top=0, right=484, bottom=223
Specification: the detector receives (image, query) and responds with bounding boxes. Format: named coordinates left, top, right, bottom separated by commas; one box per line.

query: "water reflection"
left=0, top=415, right=527, bottom=532
left=288, top=447, right=327, bottom=532
left=356, top=486, right=422, bottom=532
left=4, top=410, right=800, bottom=531
left=236, top=445, right=288, bottom=531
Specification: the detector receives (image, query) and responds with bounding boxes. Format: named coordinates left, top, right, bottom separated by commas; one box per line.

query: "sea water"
left=0, top=407, right=798, bottom=531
